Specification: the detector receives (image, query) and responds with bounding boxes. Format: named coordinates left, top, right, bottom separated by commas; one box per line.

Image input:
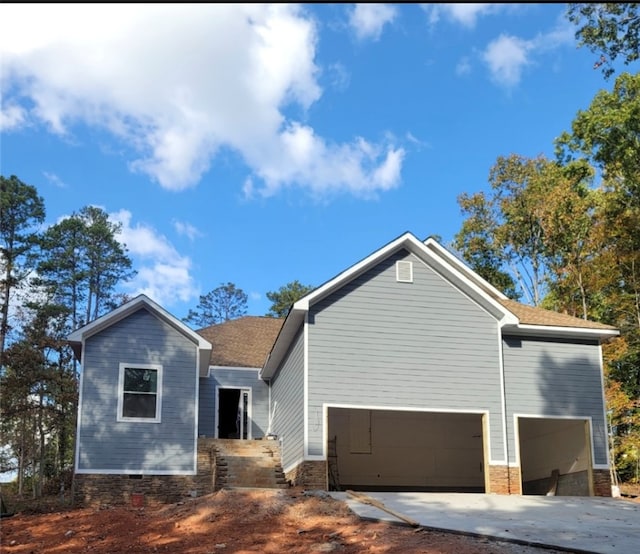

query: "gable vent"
left=396, top=260, right=413, bottom=283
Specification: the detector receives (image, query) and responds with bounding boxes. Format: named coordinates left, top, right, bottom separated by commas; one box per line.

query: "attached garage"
left=327, top=408, right=486, bottom=492
left=517, top=417, right=593, bottom=496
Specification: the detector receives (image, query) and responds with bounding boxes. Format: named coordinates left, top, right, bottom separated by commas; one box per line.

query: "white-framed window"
left=117, top=363, right=163, bottom=423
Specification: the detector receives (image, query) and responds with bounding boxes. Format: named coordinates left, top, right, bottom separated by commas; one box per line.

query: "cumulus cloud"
left=348, top=4, right=397, bottom=41
left=425, top=3, right=504, bottom=28
left=0, top=4, right=404, bottom=197
left=482, top=34, right=533, bottom=87
left=110, top=209, right=198, bottom=306
left=173, top=220, right=203, bottom=241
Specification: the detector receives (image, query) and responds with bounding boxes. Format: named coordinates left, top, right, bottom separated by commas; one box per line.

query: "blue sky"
left=0, top=3, right=616, bottom=321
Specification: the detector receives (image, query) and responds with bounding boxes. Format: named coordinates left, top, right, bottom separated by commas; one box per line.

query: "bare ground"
left=0, top=487, right=591, bottom=554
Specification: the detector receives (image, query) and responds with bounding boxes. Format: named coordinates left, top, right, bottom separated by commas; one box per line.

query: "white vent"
left=396, top=260, right=413, bottom=283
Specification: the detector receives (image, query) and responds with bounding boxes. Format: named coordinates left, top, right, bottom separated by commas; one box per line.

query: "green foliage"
left=0, top=175, right=46, bottom=360
left=183, top=282, right=248, bottom=327
left=37, top=206, right=135, bottom=329
left=265, top=280, right=315, bottom=318
left=1, top=178, right=133, bottom=498
left=567, top=3, right=639, bottom=79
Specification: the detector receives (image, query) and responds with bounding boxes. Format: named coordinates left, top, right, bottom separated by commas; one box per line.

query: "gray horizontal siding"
left=502, top=336, right=607, bottom=465
left=198, top=369, right=270, bottom=438
left=308, top=250, right=504, bottom=461
left=270, top=327, right=305, bottom=471
left=77, top=308, right=198, bottom=473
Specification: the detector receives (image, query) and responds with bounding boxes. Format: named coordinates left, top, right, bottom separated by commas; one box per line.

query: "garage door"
left=518, top=417, right=592, bottom=496
left=327, top=408, right=486, bottom=492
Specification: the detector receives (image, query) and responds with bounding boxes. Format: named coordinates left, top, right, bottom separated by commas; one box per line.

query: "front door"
left=216, top=387, right=251, bottom=439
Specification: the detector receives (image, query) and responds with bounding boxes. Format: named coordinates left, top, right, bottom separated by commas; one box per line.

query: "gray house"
left=69, top=232, right=618, bottom=503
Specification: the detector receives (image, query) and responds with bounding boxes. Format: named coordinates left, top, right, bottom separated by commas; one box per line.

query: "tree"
left=183, top=282, right=248, bottom=327
left=37, top=206, right=135, bottom=330
left=265, top=280, right=315, bottom=318
left=0, top=175, right=45, bottom=363
left=567, top=3, right=640, bottom=79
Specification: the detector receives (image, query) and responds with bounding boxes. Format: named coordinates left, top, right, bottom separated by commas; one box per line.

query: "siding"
left=502, top=336, right=608, bottom=465
left=77, top=308, right=198, bottom=473
left=270, top=326, right=305, bottom=472
left=308, top=250, right=504, bottom=461
left=198, top=369, right=270, bottom=438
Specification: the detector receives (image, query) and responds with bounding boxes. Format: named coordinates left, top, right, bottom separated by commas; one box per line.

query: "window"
left=117, top=363, right=162, bottom=422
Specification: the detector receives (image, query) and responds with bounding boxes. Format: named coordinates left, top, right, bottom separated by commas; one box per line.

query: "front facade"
left=262, top=233, right=618, bottom=496
left=70, top=232, right=618, bottom=504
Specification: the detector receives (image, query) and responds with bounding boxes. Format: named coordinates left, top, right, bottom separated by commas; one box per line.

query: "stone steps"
left=213, top=439, right=288, bottom=490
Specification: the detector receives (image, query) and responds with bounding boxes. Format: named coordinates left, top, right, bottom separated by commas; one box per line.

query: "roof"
left=67, top=294, right=213, bottom=376
left=498, top=298, right=618, bottom=332
left=261, top=232, right=619, bottom=378
left=197, top=316, right=284, bottom=368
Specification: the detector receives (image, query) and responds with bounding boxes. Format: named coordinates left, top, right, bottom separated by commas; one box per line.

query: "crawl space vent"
left=396, top=260, right=413, bottom=283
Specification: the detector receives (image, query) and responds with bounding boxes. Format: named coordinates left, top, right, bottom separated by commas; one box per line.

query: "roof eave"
left=503, top=323, right=620, bottom=342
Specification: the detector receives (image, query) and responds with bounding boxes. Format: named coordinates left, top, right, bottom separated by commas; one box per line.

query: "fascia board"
left=503, top=324, right=620, bottom=342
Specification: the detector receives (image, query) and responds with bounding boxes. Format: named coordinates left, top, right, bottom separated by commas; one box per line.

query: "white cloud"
left=425, top=3, right=503, bottom=28
left=173, top=220, right=203, bottom=241
left=0, top=103, right=26, bottom=131
left=253, top=122, right=405, bottom=198
left=455, top=56, right=472, bottom=76
left=348, top=4, right=397, bottom=41
left=482, top=34, right=532, bottom=87
left=110, top=209, right=198, bottom=306
left=42, top=171, right=68, bottom=188
left=0, top=4, right=403, bottom=198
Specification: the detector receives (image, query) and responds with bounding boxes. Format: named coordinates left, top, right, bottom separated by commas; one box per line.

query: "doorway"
left=216, top=387, right=251, bottom=439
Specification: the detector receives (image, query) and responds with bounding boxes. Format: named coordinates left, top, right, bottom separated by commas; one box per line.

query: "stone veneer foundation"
left=284, top=461, right=327, bottom=489
left=593, top=469, right=612, bottom=497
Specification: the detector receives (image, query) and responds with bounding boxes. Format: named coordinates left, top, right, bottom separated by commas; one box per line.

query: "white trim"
left=117, top=363, right=163, bottom=423
left=504, top=324, right=619, bottom=341
left=73, top=339, right=86, bottom=475
left=497, top=325, right=509, bottom=463
left=214, top=386, right=253, bottom=439
left=209, top=365, right=261, bottom=372
left=323, top=403, right=498, bottom=462
left=303, top=313, right=310, bottom=457
left=598, top=344, right=612, bottom=468
left=423, top=237, right=509, bottom=300
left=75, top=468, right=197, bottom=475
left=193, top=344, right=200, bottom=472
left=513, top=413, right=595, bottom=470
left=593, top=464, right=610, bottom=470
left=395, top=260, right=413, bottom=283
left=68, top=294, right=212, bottom=376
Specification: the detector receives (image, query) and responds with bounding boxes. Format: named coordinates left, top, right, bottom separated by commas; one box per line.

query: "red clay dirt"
left=0, top=487, right=579, bottom=554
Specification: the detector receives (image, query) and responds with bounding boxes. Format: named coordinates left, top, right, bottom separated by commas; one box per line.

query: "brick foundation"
left=487, top=465, right=521, bottom=495
left=593, top=469, right=612, bottom=497
left=284, top=461, right=327, bottom=489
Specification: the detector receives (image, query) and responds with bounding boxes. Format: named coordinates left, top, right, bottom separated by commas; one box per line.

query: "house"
left=68, top=232, right=619, bottom=504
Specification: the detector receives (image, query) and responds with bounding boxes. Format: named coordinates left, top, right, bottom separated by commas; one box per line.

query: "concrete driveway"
left=331, top=492, right=640, bottom=554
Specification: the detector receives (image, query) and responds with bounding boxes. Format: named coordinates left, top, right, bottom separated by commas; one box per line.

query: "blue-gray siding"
left=502, top=336, right=607, bottom=465
left=198, top=369, right=270, bottom=438
left=271, top=327, right=305, bottom=472
left=77, top=308, right=198, bottom=473
left=307, top=250, right=505, bottom=460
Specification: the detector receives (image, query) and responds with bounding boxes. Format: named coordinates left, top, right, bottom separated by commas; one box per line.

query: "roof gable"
left=197, top=316, right=284, bottom=368
left=67, top=294, right=212, bottom=376
left=261, top=232, right=619, bottom=377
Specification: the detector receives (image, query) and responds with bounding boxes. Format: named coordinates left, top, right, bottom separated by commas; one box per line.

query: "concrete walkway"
left=331, top=492, right=640, bottom=553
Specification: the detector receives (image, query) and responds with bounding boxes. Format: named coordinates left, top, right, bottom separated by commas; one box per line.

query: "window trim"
left=117, top=363, right=163, bottom=423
